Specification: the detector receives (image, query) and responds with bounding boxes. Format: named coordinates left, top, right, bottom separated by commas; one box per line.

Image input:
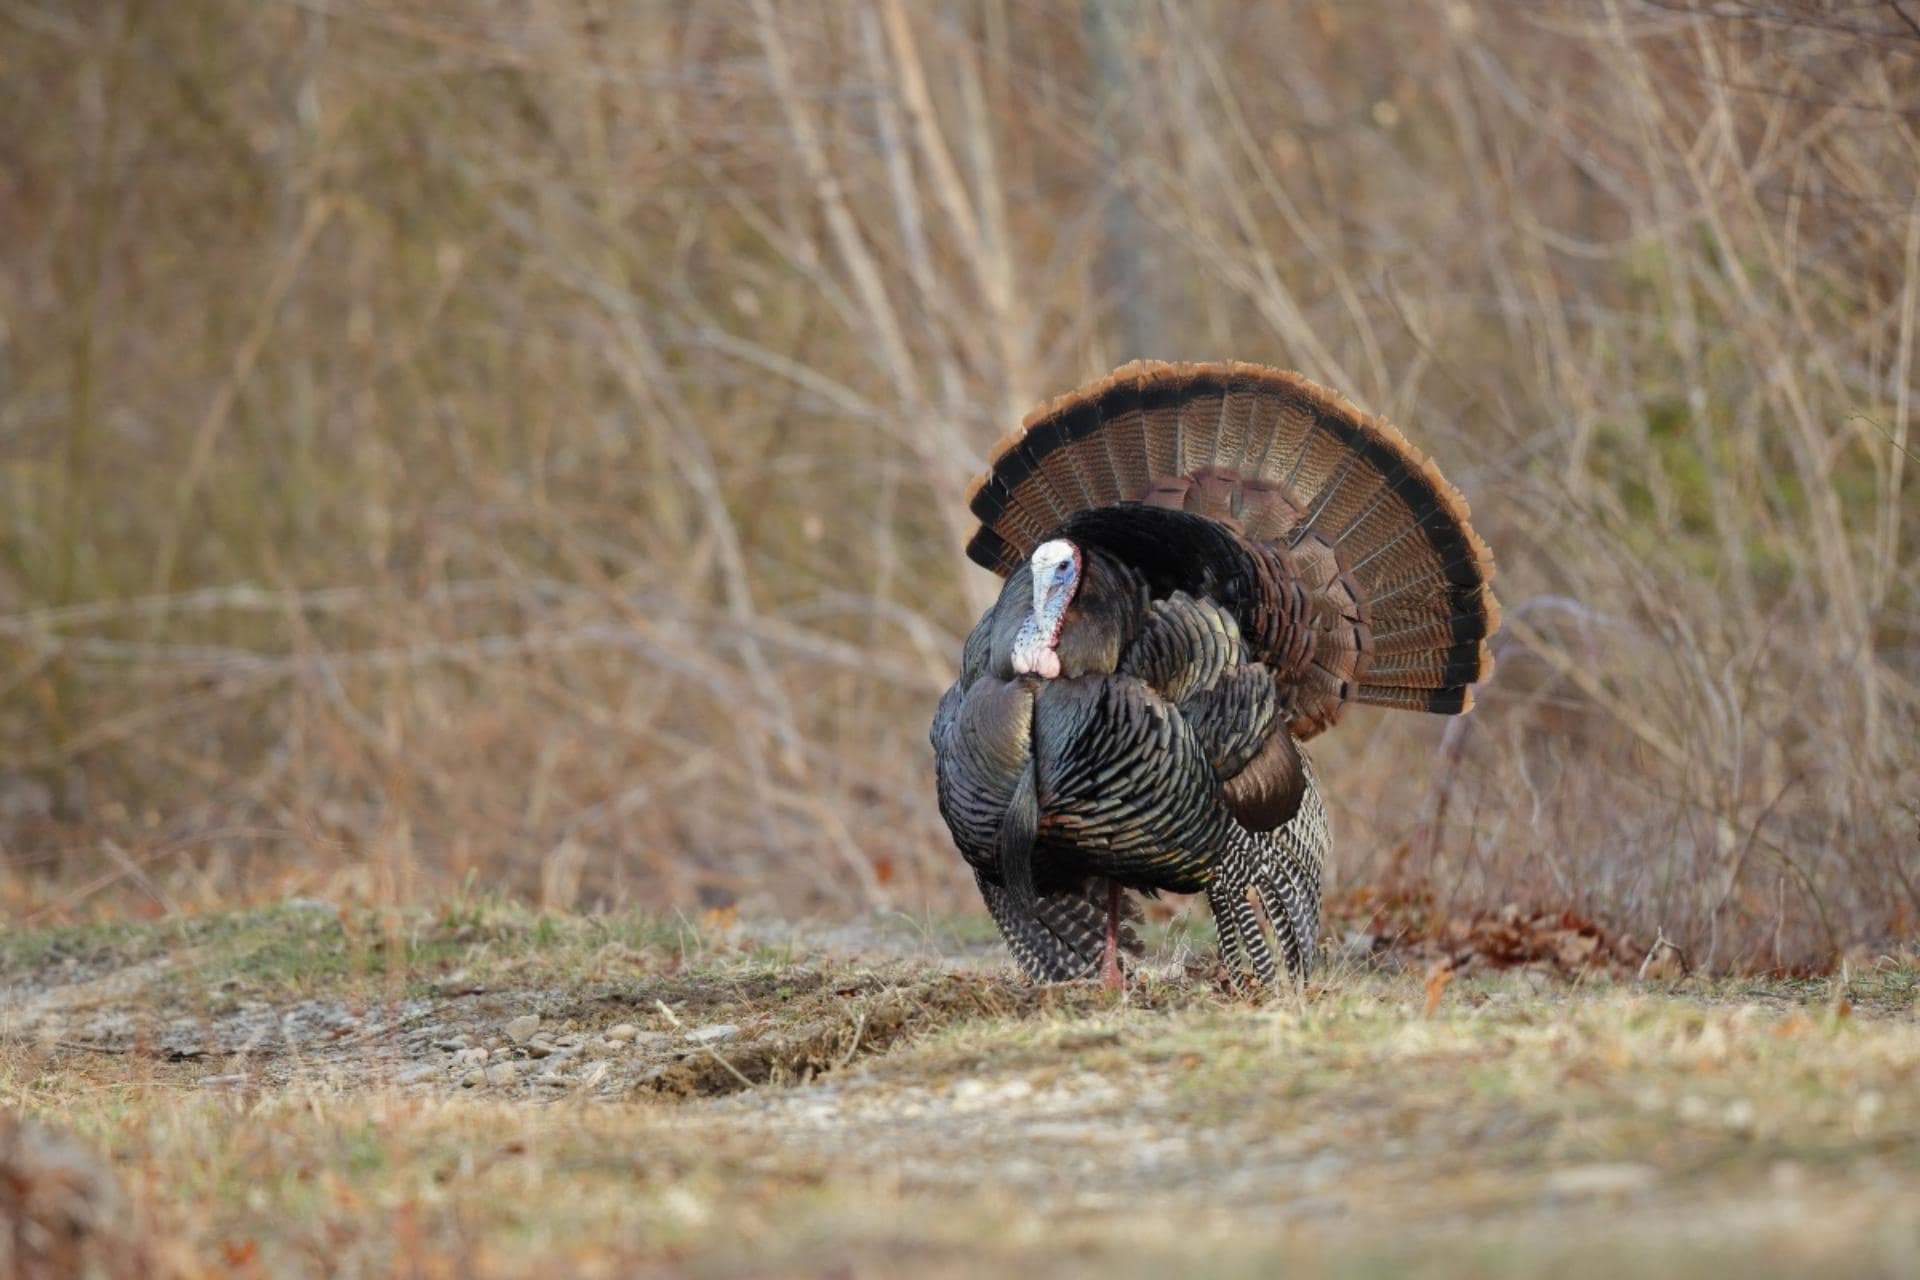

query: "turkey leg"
left=1100, top=880, right=1125, bottom=992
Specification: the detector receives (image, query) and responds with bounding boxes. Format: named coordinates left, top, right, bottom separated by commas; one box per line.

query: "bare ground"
left=2, top=904, right=1917, bottom=1277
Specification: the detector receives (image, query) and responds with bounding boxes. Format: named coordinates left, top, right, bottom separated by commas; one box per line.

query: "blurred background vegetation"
left=1, top=0, right=1914, bottom=972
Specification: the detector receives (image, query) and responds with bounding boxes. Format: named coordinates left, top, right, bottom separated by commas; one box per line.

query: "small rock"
left=503, top=1015, right=541, bottom=1045
left=460, top=1069, right=485, bottom=1088
left=684, top=1024, right=738, bottom=1046
left=1855, top=1091, right=1885, bottom=1134
left=433, top=1037, right=469, bottom=1052
left=1544, top=1163, right=1656, bottom=1198
left=454, top=1048, right=490, bottom=1066
left=526, top=1040, right=558, bottom=1059
left=952, top=1078, right=1032, bottom=1111
left=604, top=1024, right=639, bottom=1043
left=197, top=1074, right=249, bottom=1089
left=662, top=1186, right=709, bottom=1227
left=486, top=1061, right=521, bottom=1085
left=396, top=1063, right=444, bottom=1086
left=1339, top=930, right=1379, bottom=958
left=533, top=1073, right=572, bottom=1089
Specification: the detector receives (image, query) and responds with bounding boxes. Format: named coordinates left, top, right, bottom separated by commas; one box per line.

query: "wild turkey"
left=929, top=360, right=1499, bottom=987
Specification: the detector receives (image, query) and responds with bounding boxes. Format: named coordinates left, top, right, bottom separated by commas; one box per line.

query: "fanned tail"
left=963, top=360, right=1499, bottom=734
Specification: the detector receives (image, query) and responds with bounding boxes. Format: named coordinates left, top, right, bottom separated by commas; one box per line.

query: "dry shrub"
left=0, top=1, right=1914, bottom=970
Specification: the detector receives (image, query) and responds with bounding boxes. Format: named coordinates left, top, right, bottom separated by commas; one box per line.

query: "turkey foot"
left=1100, top=880, right=1126, bottom=992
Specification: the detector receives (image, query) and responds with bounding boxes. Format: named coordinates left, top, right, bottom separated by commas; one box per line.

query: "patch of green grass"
left=2, top=902, right=742, bottom=1009
left=0, top=917, right=173, bottom=983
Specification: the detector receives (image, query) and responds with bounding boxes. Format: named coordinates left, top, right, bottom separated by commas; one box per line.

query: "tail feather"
left=1139, top=371, right=1187, bottom=480
left=1369, top=611, right=1497, bottom=657
left=1174, top=375, right=1226, bottom=476
left=1356, top=684, right=1473, bottom=715
left=1023, top=414, right=1096, bottom=511
left=1364, top=559, right=1500, bottom=622
left=1096, top=372, right=1154, bottom=506
left=1253, top=388, right=1324, bottom=488
left=1236, top=378, right=1291, bottom=478
left=963, top=360, right=1498, bottom=731
left=1057, top=400, right=1117, bottom=507
left=1281, top=419, right=1362, bottom=519
left=1362, top=642, right=1493, bottom=688
left=1210, top=370, right=1262, bottom=474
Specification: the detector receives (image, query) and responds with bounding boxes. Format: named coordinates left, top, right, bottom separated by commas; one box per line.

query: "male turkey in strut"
left=929, top=360, right=1499, bottom=988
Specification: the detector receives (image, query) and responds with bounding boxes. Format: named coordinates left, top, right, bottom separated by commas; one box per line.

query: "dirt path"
left=3, top=905, right=1917, bottom=1277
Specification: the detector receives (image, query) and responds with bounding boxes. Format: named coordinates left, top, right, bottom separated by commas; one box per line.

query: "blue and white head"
left=1010, top=538, right=1082, bottom=679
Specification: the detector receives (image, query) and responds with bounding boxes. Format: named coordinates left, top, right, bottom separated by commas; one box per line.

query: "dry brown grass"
left=2, top=906, right=1918, bottom=1277
left=1, top=1, right=1916, bottom=970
